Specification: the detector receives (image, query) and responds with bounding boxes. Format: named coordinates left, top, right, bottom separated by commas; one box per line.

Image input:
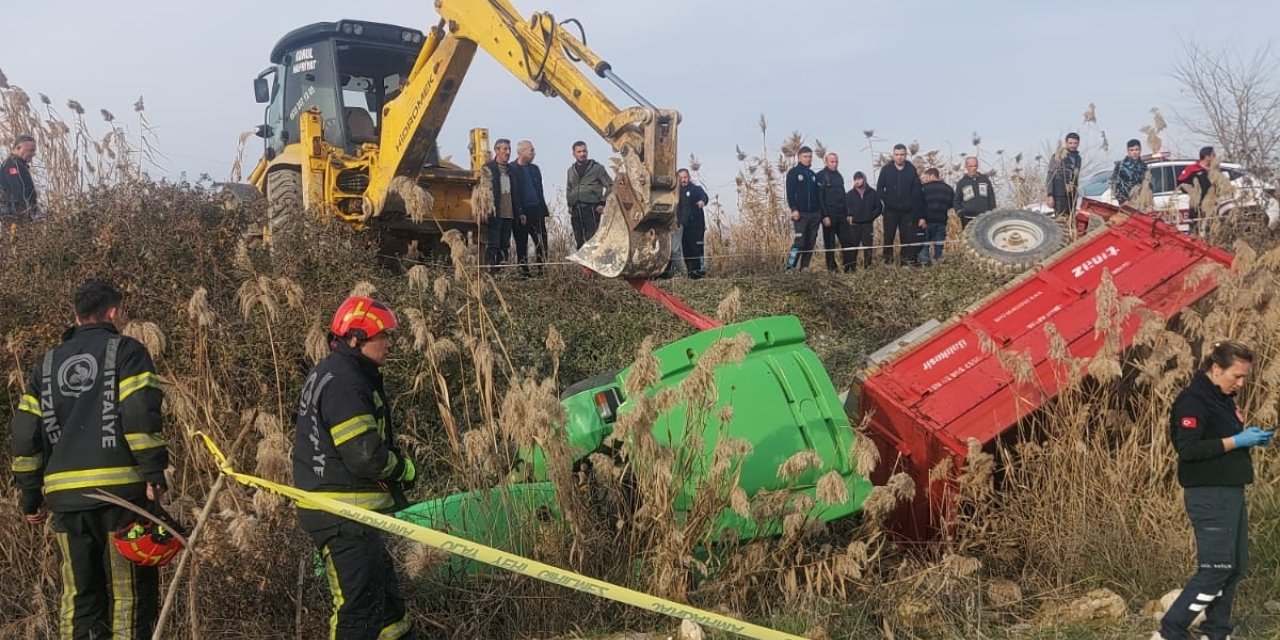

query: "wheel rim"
left=985, top=220, right=1048, bottom=253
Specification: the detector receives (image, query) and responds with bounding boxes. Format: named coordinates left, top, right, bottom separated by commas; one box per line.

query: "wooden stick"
left=151, top=420, right=255, bottom=640
left=295, top=552, right=308, bottom=640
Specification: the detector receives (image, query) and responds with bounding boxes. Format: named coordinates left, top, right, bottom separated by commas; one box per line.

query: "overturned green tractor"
left=396, top=315, right=873, bottom=574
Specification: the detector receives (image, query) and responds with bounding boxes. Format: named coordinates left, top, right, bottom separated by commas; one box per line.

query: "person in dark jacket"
left=918, top=168, right=955, bottom=265
left=876, top=144, right=923, bottom=265
left=565, top=141, right=613, bottom=249
left=785, top=146, right=822, bottom=270
left=1045, top=132, right=1082, bottom=219
left=815, top=153, right=849, bottom=273
left=480, top=139, right=515, bottom=268
left=511, top=139, right=549, bottom=277
left=0, top=133, right=39, bottom=224
left=10, top=279, right=168, bottom=639
left=1111, top=138, right=1149, bottom=207
left=1177, top=146, right=1217, bottom=228
left=676, top=169, right=709, bottom=278
left=1156, top=341, right=1272, bottom=640
left=294, top=296, right=418, bottom=640
left=954, top=157, right=997, bottom=228
left=844, top=171, right=882, bottom=271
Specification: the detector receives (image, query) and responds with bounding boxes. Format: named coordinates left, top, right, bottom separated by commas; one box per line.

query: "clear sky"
left=2, top=1, right=1276, bottom=210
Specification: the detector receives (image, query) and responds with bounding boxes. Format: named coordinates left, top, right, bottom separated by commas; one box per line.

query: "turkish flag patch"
left=1181, top=416, right=1198, bottom=429
left=6, top=167, right=16, bottom=175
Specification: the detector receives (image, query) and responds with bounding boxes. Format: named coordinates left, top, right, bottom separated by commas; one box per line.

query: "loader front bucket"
left=567, top=163, right=677, bottom=279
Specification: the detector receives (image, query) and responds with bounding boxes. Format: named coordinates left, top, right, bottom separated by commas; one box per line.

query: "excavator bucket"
left=567, top=171, right=676, bottom=278
left=566, top=107, right=681, bottom=279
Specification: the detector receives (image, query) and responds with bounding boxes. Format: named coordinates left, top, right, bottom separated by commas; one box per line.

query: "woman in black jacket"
left=1157, top=341, right=1273, bottom=640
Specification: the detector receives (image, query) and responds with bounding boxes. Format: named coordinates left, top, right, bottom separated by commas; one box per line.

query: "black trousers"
left=882, top=207, right=916, bottom=264
left=311, top=520, right=413, bottom=640
left=822, top=217, right=842, bottom=272
left=513, top=207, right=548, bottom=275
left=844, top=222, right=876, bottom=271
left=569, top=203, right=601, bottom=249
left=682, top=226, right=705, bottom=277
left=52, top=506, right=159, bottom=640
left=1161, top=486, right=1249, bottom=640
left=484, top=215, right=513, bottom=267
left=787, top=212, right=822, bottom=270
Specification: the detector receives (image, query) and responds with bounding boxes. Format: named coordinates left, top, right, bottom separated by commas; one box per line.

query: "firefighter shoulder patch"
left=1180, top=416, right=1198, bottom=429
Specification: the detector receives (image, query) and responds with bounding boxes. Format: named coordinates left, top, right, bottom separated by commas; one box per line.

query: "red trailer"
left=851, top=213, right=1234, bottom=539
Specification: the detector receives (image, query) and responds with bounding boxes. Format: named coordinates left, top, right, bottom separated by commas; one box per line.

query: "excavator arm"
left=365, top=0, right=680, bottom=278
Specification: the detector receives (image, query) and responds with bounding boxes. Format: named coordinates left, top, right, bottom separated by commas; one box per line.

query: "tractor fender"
left=251, top=144, right=304, bottom=192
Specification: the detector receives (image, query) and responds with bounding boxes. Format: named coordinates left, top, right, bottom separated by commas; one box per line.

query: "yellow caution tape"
left=197, top=432, right=807, bottom=640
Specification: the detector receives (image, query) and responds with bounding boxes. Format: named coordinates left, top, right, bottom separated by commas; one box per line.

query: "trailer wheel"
left=265, top=168, right=303, bottom=242
left=963, top=209, right=1069, bottom=275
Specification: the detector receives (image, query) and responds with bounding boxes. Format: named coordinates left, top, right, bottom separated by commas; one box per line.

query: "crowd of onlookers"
left=5, top=129, right=1223, bottom=278
left=780, top=142, right=999, bottom=272
left=767, top=132, right=1220, bottom=274
left=476, top=137, right=713, bottom=278
left=476, top=138, right=592, bottom=278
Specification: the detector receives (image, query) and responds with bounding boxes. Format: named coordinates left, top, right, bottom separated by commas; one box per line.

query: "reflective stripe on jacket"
left=9, top=324, right=166, bottom=513
left=292, top=343, right=405, bottom=524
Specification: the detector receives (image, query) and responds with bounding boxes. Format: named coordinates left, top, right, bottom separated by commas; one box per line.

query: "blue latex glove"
left=1233, top=426, right=1274, bottom=449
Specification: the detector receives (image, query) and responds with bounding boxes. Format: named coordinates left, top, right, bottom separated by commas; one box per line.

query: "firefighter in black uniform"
left=9, top=280, right=168, bottom=640
left=1157, top=341, right=1273, bottom=640
left=1, top=133, right=39, bottom=225
left=293, top=296, right=418, bottom=640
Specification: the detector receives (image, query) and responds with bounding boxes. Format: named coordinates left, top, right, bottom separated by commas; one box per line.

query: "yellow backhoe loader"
left=245, top=0, right=680, bottom=277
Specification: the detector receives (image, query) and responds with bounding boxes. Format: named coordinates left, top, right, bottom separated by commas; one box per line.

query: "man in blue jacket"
left=785, top=146, right=821, bottom=270
left=511, top=139, right=549, bottom=277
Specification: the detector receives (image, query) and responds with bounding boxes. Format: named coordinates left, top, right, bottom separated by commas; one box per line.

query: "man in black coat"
left=676, top=169, right=709, bottom=278
left=0, top=134, right=39, bottom=224
left=815, top=153, right=849, bottom=273
left=954, top=157, right=997, bottom=228
left=919, top=168, right=955, bottom=265
left=1045, top=132, right=1082, bottom=220
left=876, top=144, right=923, bottom=265
left=844, top=171, right=882, bottom=271
left=480, top=139, right=516, bottom=267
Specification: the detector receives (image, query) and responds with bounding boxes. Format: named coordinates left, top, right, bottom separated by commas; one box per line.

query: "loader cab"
left=255, top=20, right=424, bottom=159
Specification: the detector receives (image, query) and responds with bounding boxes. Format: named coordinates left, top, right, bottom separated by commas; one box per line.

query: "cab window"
left=1149, top=165, right=1178, bottom=194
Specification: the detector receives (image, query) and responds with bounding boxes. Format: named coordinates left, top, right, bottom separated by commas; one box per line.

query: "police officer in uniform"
left=9, top=280, right=168, bottom=639
left=1156, top=341, right=1273, bottom=640
left=293, top=296, right=418, bottom=640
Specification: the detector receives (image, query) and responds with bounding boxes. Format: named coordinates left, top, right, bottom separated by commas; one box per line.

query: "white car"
left=1078, top=152, right=1279, bottom=231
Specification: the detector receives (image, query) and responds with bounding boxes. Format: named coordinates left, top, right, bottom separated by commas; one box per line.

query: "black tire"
left=963, top=209, right=1069, bottom=276
left=265, top=168, right=303, bottom=240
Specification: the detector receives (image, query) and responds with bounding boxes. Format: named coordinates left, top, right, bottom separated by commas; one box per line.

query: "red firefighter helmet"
left=112, top=519, right=183, bottom=567
left=330, top=296, right=398, bottom=340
